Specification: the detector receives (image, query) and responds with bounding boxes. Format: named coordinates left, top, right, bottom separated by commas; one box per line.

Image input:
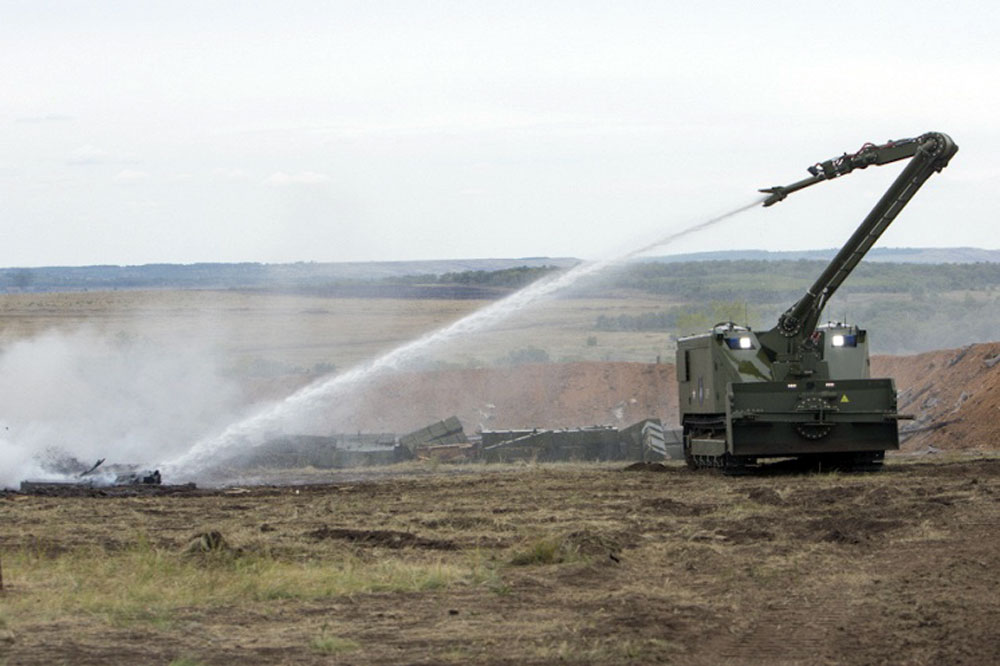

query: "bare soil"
left=3, top=457, right=1000, bottom=665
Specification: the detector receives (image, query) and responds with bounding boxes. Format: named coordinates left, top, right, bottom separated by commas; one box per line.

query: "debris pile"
left=481, top=426, right=619, bottom=462
left=240, top=433, right=408, bottom=469
left=17, top=455, right=177, bottom=496
left=400, top=416, right=471, bottom=460
left=201, top=416, right=680, bottom=472
left=481, top=418, right=680, bottom=463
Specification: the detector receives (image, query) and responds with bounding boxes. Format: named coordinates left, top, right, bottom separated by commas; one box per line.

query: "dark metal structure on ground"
left=242, top=417, right=677, bottom=468
left=244, top=433, right=409, bottom=469
left=618, top=419, right=682, bottom=461
left=480, top=426, right=620, bottom=462
left=480, top=419, right=681, bottom=463
left=18, top=480, right=196, bottom=497
left=399, top=417, right=468, bottom=452
left=399, top=417, right=472, bottom=460
left=677, top=132, right=958, bottom=473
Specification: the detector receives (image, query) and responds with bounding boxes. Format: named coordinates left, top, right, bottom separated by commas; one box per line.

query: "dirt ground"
left=3, top=456, right=1000, bottom=665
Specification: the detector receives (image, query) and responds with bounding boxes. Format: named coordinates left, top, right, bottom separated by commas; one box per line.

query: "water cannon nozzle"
left=759, top=186, right=787, bottom=207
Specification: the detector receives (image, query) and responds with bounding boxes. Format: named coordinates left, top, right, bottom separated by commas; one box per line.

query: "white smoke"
left=0, top=328, right=245, bottom=489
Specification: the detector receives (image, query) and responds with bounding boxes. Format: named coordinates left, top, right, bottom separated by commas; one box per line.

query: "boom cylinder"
left=770, top=132, right=957, bottom=338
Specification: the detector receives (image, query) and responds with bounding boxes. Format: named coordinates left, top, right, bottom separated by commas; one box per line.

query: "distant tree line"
left=391, top=265, right=560, bottom=289
left=591, top=259, right=1000, bottom=354
left=5, top=259, right=1000, bottom=309
left=604, top=260, right=1000, bottom=303
left=296, top=265, right=561, bottom=299
left=0, top=262, right=564, bottom=294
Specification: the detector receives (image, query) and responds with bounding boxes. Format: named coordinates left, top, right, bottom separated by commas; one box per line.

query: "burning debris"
left=75, top=457, right=162, bottom=485
left=42, top=454, right=162, bottom=485
left=17, top=451, right=190, bottom=496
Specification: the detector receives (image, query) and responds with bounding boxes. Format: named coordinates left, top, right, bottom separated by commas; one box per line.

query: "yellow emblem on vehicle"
left=840, top=394, right=850, bottom=403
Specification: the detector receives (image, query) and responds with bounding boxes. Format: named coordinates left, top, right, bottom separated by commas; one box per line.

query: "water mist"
left=161, top=198, right=764, bottom=481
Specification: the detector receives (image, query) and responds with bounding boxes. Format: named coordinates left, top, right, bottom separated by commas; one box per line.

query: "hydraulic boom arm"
left=760, top=131, right=957, bottom=342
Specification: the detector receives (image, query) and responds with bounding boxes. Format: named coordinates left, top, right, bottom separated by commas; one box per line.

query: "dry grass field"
left=2, top=457, right=1000, bottom=665
left=0, top=290, right=683, bottom=373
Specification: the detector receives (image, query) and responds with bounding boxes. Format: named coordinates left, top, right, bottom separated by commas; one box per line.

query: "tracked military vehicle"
left=677, top=132, right=957, bottom=472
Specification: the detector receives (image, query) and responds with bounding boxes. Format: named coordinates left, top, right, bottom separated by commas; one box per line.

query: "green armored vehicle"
left=677, top=132, right=957, bottom=472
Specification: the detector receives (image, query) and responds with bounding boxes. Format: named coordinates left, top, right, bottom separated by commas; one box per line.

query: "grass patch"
left=509, top=535, right=581, bottom=566
left=310, top=634, right=360, bottom=654
left=2, top=539, right=474, bottom=628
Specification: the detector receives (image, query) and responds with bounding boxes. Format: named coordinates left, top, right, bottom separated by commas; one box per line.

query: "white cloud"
left=112, top=169, right=150, bottom=183
left=265, top=170, right=332, bottom=185
left=67, top=144, right=109, bottom=165
left=211, top=167, right=251, bottom=181
left=15, top=113, right=73, bottom=124
left=3, top=2, right=998, bottom=265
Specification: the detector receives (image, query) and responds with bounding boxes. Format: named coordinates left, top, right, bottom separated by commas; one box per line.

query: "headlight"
left=725, top=337, right=755, bottom=350
left=831, top=334, right=845, bottom=347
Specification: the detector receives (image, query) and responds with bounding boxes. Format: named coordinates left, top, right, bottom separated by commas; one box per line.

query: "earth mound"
left=873, top=341, right=1000, bottom=450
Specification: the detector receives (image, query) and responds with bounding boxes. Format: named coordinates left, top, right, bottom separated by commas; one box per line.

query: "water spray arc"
left=162, top=198, right=764, bottom=480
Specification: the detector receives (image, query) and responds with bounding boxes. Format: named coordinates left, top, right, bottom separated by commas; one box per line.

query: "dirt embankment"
left=357, top=362, right=677, bottom=433
left=292, top=362, right=678, bottom=434
left=873, top=341, right=1000, bottom=450
left=252, top=342, right=999, bottom=449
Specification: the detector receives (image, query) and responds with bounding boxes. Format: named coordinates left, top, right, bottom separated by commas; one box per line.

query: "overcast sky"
left=1, top=1, right=997, bottom=267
